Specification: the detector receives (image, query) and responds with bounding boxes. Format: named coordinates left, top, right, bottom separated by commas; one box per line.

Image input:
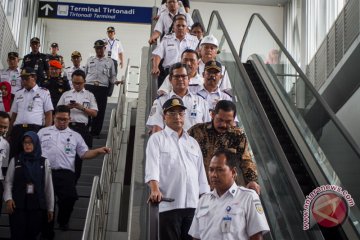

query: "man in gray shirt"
left=84, top=40, right=118, bottom=137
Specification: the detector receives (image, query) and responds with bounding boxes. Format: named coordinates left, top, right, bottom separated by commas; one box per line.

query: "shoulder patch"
left=255, top=203, right=264, bottom=214
left=196, top=92, right=205, bottom=99
left=222, top=89, right=233, bottom=98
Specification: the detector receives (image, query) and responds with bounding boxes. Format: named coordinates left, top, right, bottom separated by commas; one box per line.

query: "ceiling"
left=191, top=0, right=289, bottom=7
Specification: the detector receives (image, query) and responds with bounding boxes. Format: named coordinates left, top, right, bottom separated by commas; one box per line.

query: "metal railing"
left=191, top=9, right=205, bottom=30
left=0, top=3, right=18, bottom=68
left=306, top=0, right=359, bottom=89
left=82, top=60, right=130, bottom=240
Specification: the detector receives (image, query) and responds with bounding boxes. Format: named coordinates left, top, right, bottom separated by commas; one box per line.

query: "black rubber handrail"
left=239, top=13, right=360, bottom=159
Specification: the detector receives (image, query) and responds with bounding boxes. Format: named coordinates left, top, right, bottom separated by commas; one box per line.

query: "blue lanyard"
left=108, top=39, right=116, bottom=51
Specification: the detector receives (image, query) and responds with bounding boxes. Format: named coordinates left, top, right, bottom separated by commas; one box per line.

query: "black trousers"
left=159, top=208, right=195, bottom=240
left=157, top=66, right=169, bottom=88
left=0, top=182, right=3, bottom=216
left=85, top=84, right=108, bottom=136
left=9, top=208, right=43, bottom=240
left=42, top=170, right=78, bottom=239
left=69, top=123, right=93, bottom=182
left=9, top=124, right=42, bottom=159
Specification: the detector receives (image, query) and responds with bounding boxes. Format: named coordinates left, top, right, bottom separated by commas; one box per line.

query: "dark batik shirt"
left=188, top=122, right=258, bottom=185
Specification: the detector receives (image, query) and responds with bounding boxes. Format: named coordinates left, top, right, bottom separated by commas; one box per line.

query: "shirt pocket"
left=196, top=208, right=209, bottom=232
left=34, top=98, right=43, bottom=107
left=165, top=46, right=178, bottom=59
left=40, top=135, right=52, bottom=148
left=228, top=207, right=246, bottom=233
left=159, top=149, right=175, bottom=172
left=88, top=62, right=96, bottom=73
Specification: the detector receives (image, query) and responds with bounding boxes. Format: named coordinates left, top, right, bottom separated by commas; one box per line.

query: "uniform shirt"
left=153, top=33, right=199, bottom=68
left=21, top=52, right=49, bottom=82
left=12, top=85, right=54, bottom=126
left=103, top=37, right=124, bottom=62
left=192, top=85, right=233, bottom=110
left=147, top=90, right=211, bottom=131
left=57, top=88, right=98, bottom=124
left=38, top=126, right=89, bottom=172
left=43, top=77, right=71, bottom=108
left=188, top=122, right=257, bottom=184
left=157, top=2, right=186, bottom=17
left=0, top=94, right=6, bottom=112
left=84, top=56, right=116, bottom=87
left=188, top=183, right=270, bottom=239
left=198, top=60, right=232, bottom=91
left=145, top=126, right=210, bottom=212
left=158, top=73, right=203, bottom=95
left=63, top=65, right=86, bottom=88
left=0, top=67, right=22, bottom=93
left=154, top=10, right=193, bottom=35
left=3, top=157, right=54, bottom=211
left=0, top=136, right=10, bottom=179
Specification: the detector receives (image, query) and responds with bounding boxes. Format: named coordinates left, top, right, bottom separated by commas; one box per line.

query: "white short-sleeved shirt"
left=85, top=56, right=116, bottom=87
left=189, top=183, right=270, bottom=239
left=157, top=2, right=186, bottom=17
left=103, top=37, right=124, bottom=62
left=154, top=10, right=193, bottom=35
left=152, top=33, right=199, bottom=68
left=0, top=68, right=22, bottom=93
left=146, top=90, right=211, bottom=131
left=38, top=126, right=89, bottom=172
left=57, top=89, right=98, bottom=124
left=145, top=126, right=210, bottom=212
left=198, top=60, right=232, bottom=91
left=192, top=85, right=233, bottom=110
left=63, top=65, right=86, bottom=88
left=158, top=73, right=204, bottom=95
left=12, top=85, right=54, bottom=126
left=0, top=136, right=10, bottom=179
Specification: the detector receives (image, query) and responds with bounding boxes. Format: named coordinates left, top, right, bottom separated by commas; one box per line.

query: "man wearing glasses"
left=145, top=97, right=209, bottom=240
left=8, top=67, right=53, bottom=159
left=147, top=62, right=210, bottom=133
left=57, top=69, right=98, bottom=182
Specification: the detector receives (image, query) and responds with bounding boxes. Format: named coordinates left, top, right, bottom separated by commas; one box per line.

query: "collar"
left=199, top=84, right=221, bottom=95
left=163, top=125, right=188, bottom=139
left=169, top=90, right=192, bottom=98
left=52, top=125, right=71, bottom=132
left=211, top=182, right=237, bottom=198
left=72, top=88, right=85, bottom=93
left=25, top=84, right=39, bottom=92
left=6, top=67, right=20, bottom=72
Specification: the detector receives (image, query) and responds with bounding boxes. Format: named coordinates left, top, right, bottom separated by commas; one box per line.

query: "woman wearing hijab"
left=0, top=81, right=12, bottom=112
left=3, top=131, right=54, bottom=240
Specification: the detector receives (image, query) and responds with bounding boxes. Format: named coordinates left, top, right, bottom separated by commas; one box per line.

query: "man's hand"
left=151, top=66, right=160, bottom=75
left=68, top=102, right=83, bottom=110
left=6, top=200, right=16, bottom=214
left=148, top=188, right=163, bottom=203
left=119, top=62, right=123, bottom=69
left=97, top=147, right=111, bottom=154
left=148, top=36, right=158, bottom=45
left=114, top=80, right=124, bottom=86
left=246, top=181, right=261, bottom=195
left=48, top=211, right=54, bottom=222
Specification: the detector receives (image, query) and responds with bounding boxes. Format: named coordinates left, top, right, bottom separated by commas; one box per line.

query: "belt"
left=70, top=122, right=87, bottom=127
left=15, top=124, right=41, bottom=128
left=86, top=81, right=107, bottom=87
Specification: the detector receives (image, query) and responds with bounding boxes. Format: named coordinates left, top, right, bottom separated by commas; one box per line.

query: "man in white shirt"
left=189, top=149, right=270, bottom=240
left=0, top=111, right=10, bottom=215
left=104, top=26, right=124, bottom=70
left=145, top=97, right=209, bottom=240
left=0, top=52, right=22, bottom=97
left=63, top=51, right=85, bottom=88
left=152, top=16, right=198, bottom=86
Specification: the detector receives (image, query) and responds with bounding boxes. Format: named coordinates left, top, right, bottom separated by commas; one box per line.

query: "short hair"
left=55, top=105, right=71, bottom=115
left=214, top=100, right=237, bottom=118
left=169, top=62, right=190, bottom=78
left=71, top=69, right=86, bottom=80
left=181, top=49, right=199, bottom=60
left=191, top=22, right=205, bottom=33
left=0, top=111, right=10, bottom=120
left=213, top=148, right=238, bottom=169
left=173, top=14, right=187, bottom=23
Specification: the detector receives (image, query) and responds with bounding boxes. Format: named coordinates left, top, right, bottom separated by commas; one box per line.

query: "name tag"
left=221, top=216, right=232, bottom=233
left=26, top=183, right=34, bottom=194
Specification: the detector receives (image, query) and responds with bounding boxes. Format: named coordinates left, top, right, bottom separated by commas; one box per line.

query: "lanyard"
left=108, top=39, right=116, bottom=51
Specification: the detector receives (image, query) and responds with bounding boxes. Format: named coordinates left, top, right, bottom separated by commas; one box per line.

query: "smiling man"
left=189, top=149, right=269, bottom=240
left=188, top=100, right=260, bottom=194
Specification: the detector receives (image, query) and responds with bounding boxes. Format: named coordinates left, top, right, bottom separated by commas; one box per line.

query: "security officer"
left=189, top=149, right=270, bottom=240
left=57, top=69, right=98, bottom=182
left=0, top=111, right=10, bottom=215
left=147, top=62, right=210, bottom=133
left=192, top=60, right=232, bottom=110
left=63, top=51, right=85, bottom=88
left=152, top=15, right=199, bottom=87
left=44, top=60, right=70, bottom=108
left=38, top=105, right=110, bottom=235
left=48, top=42, right=65, bottom=68
left=21, top=37, right=49, bottom=85
left=0, top=52, right=22, bottom=97
left=84, top=39, right=118, bottom=137
left=9, top=67, right=53, bottom=159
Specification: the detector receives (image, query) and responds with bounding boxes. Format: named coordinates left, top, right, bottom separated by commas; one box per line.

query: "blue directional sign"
left=38, top=1, right=152, bottom=24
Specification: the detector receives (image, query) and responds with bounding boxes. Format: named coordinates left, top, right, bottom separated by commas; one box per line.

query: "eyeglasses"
left=171, top=74, right=188, bottom=80
left=166, top=111, right=186, bottom=117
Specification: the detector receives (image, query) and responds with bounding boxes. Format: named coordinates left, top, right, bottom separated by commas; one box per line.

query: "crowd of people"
left=0, top=26, right=121, bottom=239
left=145, top=0, right=270, bottom=239
left=0, top=0, right=271, bottom=239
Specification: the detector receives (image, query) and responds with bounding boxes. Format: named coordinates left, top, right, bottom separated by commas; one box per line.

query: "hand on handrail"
left=148, top=196, right=175, bottom=205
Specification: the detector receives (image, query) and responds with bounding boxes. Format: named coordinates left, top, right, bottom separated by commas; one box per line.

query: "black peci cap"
left=30, top=37, right=40, bottom=43
left=162, top=98, right=187, bottom=113
left=21, top=67, right=37, bottom=76
left=8, top=52, right=19, bottom=59
left=94, top=40, right=106, bottom=48
left=204, top=60, right=222, bottom=72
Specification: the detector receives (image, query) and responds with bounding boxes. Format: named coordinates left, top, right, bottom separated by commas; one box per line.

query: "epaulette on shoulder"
left=196, top=92, right=205, bottom=99
left=222, top=89, right=233, bottom=98
left=65, top=66, right=70, bottom=69
left=189, top=84, right=199, bottom=86
left=163, top=34, right=173, bottom=39
left=156, top=93, right=168, bottom=99
left=16, top=88, right=24, bottom=92
left=116, top=39, right=120, bottom=41
left=40, top=87, right=49, bottom=91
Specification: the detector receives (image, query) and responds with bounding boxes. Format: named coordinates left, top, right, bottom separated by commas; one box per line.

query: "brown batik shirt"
left=188, top=122, right=258, bottom=185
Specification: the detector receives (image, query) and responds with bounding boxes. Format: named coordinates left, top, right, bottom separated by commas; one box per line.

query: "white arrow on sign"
left=41, top=4, right=54, bottom=16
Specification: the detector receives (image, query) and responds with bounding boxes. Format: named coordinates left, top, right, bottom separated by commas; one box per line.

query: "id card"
left=221, top=216, right=232, bottom=233
left=108, top=51, right=112, bottom=58
left=26, top=183, right=34, bottom=194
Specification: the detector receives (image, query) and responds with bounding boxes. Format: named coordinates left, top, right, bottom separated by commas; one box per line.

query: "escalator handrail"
left=191, top=9, right=205, bottom=30
left=239, top=13, right=360, bottom=159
